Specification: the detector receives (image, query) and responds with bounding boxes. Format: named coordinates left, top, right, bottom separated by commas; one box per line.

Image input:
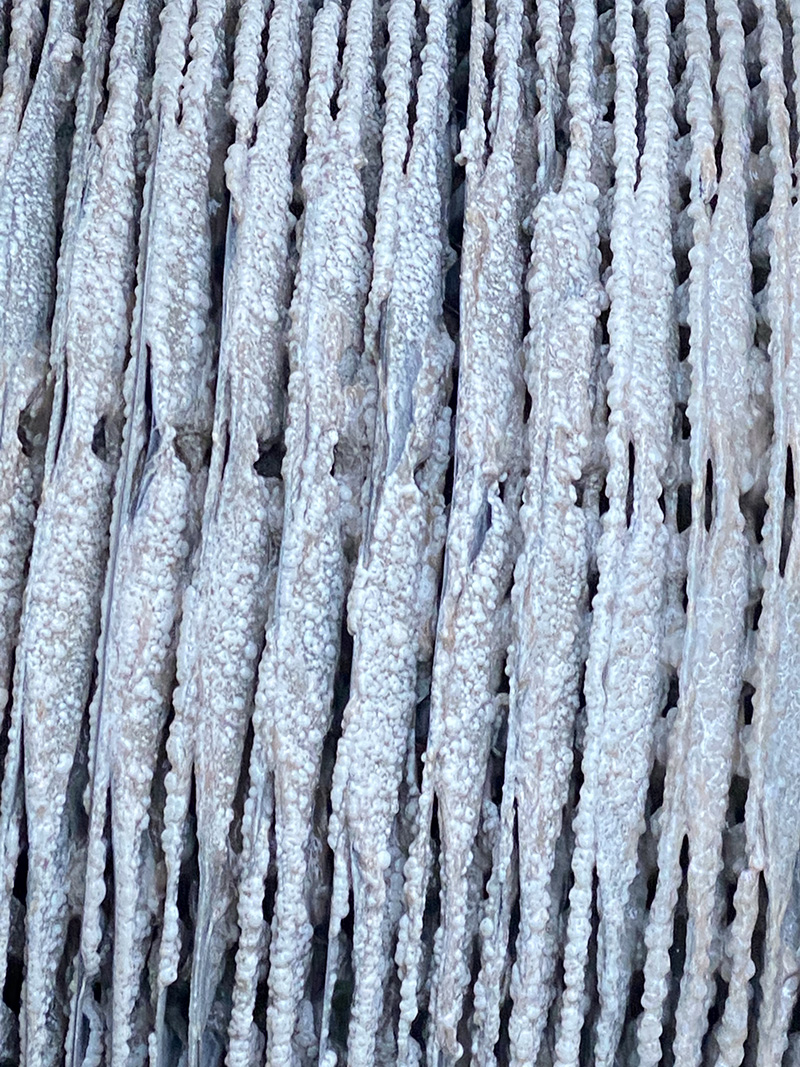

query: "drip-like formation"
left=0, top=0, right=793, bottom=1062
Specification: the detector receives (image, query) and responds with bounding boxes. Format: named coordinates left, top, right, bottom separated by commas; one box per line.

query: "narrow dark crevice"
left=741, top=482, right=767, bottom=545
left=678, top=323, right=691, bottom=361
left=487, top=687, right=508, bottom=809
left=660, top=836, right=690, bottom=1067
left=701, top=972, right=730, bottom=1066
left=327, top=14, right=347, bottom=120
left=779, top=446, right=794, bottom=577
left=0, top=0, right=14, bottom=87
left=741, top=874, right=769, bottom=1067
left=407, top=795, right=444, bottom=1061
left=599, top=477, right=610, bottom=517
left=129, top=343, right=159, bottom=516
left=626, top=442, right=636, bottom=528
left=633, top=1, right=648, bottom=188
left=402, top=0, right=429, bottom=172
left=663, top=672, right=680, bottom=719
left=676, top=403, right=691, bottom=441
left=3, top=818, right=26, bottom=1016
left=255, top=14, right=270, bottom=112
left=90, top=415, right=107, bottom=461
left=454, top=932, right=482, bottom=1065
left=327, top=887, right=355, bottom=1055
left=180, top=0, right=200, bottom=80
left=741, top=681, right=755, bottom=726
left=704, top=458, right=714, bottom=533
left=493, top=812, right=520, bottom=1067
left=578, top=871, right=601, bottom=1063
left=26, top=0, right=50, bottom=92
left=91, top=0, right=123, bottom=137
left=726, top=775, right=749, bottom=829
left=175, top=770, right=199, bottom=964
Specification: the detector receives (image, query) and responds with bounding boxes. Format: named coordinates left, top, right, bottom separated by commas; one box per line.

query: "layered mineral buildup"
left=0, top=0, right=793, bottom=1063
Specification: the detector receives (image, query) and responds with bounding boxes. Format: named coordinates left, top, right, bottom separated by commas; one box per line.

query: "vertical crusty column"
left=226, top=0, right=377, bottom=1061
left=69, top=0, right=231, bottom=1060
left=553, top=0, right=677, bottom=1061
left=153, top=0, right=310, bottom=1062
left=320, top=0, right=456, bottom=1058
left=316, top=2, right=417, bottom=1058
left=0, top=0, right=85, bottom=1005
left=471, top=0, right=606, bottom=1059
left=4, top=0, right=160, bottom=1062
left=392, top=0, right=531, bottom=1056
left=636, top=0, right=759, bottom=1060
left=715, top=0, right=799, bottom=1063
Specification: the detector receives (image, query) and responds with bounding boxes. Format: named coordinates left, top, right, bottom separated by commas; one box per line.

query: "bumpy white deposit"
left=0, top=0, right=792, bottom=1063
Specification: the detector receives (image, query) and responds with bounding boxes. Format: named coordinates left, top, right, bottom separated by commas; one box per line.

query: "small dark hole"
left=220, top=424, right=231, bottom=476
left=678, top=404, right=691, bottom=440
left=599, top=478, right=609, bottom=516
left=599, top=238, right=612, bottom=276
left=91, top=416, right=107, bottom=461
left=254, top=437, right=285, bottom=479
left=587, top=564, right=599, bottom=605
left=665, top=673, right=679, bottom=712
left=443, top=451, right=455, bottom=511
left=726, top=879, right=737, bottom=925
left=678, top=324, right=691, bottom=362
left=742, top=681, right=755, bottom=726
left=522, top=389, right=532, bottom=424
left=599, top=305, right=610, bottom=346
left=751, top=117, right=768, bottom=153
left=740, top=486, right=767, bottom=545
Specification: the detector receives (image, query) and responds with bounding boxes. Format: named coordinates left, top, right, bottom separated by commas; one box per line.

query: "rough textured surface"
left=0, top=0, right=796, bottom=1063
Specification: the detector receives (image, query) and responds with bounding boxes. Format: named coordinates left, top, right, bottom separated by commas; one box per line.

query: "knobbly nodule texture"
left=0, top=0, right=795, bottom=1063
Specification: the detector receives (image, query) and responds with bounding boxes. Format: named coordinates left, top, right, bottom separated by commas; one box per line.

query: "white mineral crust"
left=0, top=0, right=794, bottom=1064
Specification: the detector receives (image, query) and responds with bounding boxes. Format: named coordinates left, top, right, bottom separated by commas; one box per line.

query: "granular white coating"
left=0, top=0, right=796, bottom=1064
